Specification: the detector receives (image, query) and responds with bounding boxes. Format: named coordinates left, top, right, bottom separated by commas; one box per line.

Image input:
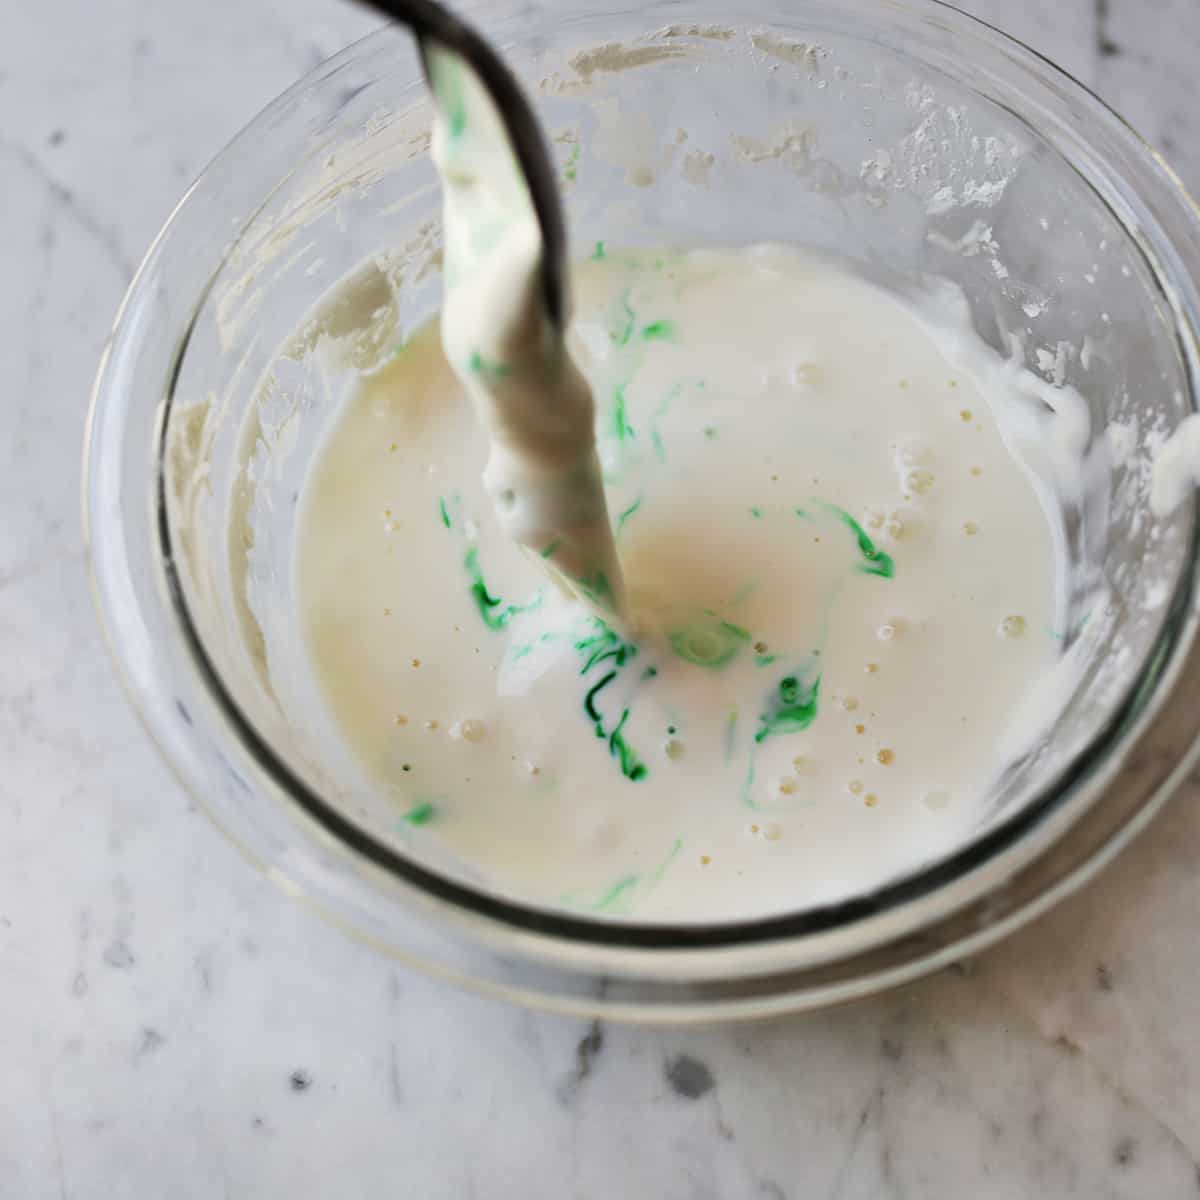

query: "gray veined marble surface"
left=5, top=0, right=1200, bottom=1196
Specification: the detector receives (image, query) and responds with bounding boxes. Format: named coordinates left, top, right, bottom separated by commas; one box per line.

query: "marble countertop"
left=6, top=0, right=1200, bottom=1195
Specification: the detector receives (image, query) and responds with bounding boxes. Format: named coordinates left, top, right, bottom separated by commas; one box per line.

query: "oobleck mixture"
left=288, top=47, right=1072, bottom=922
left=296, top=242, right=1063, bottom=920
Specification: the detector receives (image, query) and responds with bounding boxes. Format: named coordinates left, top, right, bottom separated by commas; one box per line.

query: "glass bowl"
left=84, top=0, right=1200, bottom=1021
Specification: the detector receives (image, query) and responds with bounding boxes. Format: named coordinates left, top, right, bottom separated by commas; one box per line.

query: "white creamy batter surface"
left=296, top=244, right=1060, bottom=921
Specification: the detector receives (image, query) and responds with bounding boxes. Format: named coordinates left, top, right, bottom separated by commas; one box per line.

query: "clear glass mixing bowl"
left=85, top=0, right=1200, bottom=1021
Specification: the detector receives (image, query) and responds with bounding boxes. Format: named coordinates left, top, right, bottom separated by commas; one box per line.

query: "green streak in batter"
left=591, top=240, right=607, bottom=261
left=439, top=491, right=463, bottom=529
left=610, top=290, right=637, bottom=348
left=592, top=873, right=640, bottom=913
left=612, top=383, right=635, bottom=442
left=605, top=299, right=680, bottom=461
left=576, top=619, right=649, bottom=781
left=580, top=631, right=634, bottom=675
left=648, top=381, right=684, bottom=464
left=607, top=708, right=645, bottom=781
left=805, top=501, right=895, bottom=579
left=468, top=349, right=512, bottom=383
left=429, top=55, right=467, bottom=140
left=402, top=801, right=437, bottom=826
left=615, top=496, right=642, bottom=538
left=835, top=510, right=894, bottom=578
left=728, top=581, right=757, bottom=608
left=563, top=143, right=581, bottom=182
left=652, top=837, right=684, bottom=884
left=577, top=569, right=618, bottom=613
left=614, top=307, right=675, bottom=348
left=640, top=319, right=677, bottom=342
left=507, top=630, right=559, bottom=663
left=563, top=837, right=684, bottom=915
left=464, top=546, right=541, bottom=631
left=583, top=671, right=616, bottom=716
left=442, top=501, right=543, bottom=631
left=756, top=667, right=821, bottom=744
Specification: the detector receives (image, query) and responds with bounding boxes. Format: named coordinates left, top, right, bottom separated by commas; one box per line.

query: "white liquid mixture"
left=425, top=44, right=625, bottom=614
left=296, top=243, right=1061, bottom=920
